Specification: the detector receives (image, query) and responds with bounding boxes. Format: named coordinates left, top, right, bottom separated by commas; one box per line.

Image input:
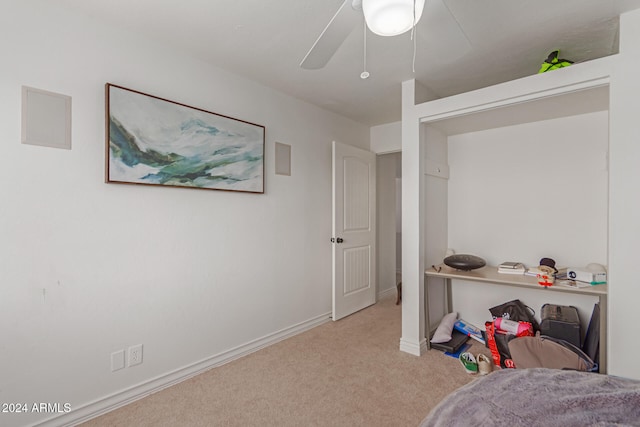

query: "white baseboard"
left=378, top=286, right=397, bottom=300
left=399, top=337, right=428, bottom=356
left=37, top=312, right=332, bottom=427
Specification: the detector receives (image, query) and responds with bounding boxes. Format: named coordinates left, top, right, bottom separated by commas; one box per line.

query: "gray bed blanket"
left=420, top=368, right=640, bottom=427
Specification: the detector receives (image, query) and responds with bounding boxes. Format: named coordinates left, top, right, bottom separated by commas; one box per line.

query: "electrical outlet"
left=111, top=349, right=125, bottom=372
left=128, top=344, right=143, bottom=367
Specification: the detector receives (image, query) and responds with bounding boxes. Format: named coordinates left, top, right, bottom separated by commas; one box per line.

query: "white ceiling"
left=53, top=0, right=640, bottom=127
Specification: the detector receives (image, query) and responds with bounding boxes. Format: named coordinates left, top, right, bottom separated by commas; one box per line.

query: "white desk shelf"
left=425, top=264, right=607, bottom=373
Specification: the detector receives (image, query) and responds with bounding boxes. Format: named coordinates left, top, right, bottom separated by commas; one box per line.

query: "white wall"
left=447, top=111, right=608, bottom=331
left=372, top=125, right=402, bottom=298
left=396, top=176, right=402, bottom=272
left=424, top=126, right=449, bottom=329
left=0, top=2, right=369, bottom=426
left=377, top=153, right=399, bottom=298
left=608, top=8, right=640, bottom=379
left=370, top=121, right=401, bottom=154
left=400, top=80, right=427, bottom=355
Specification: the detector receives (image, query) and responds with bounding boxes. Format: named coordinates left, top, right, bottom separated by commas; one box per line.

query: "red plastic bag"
left=485, top=320, right=534, bottom=369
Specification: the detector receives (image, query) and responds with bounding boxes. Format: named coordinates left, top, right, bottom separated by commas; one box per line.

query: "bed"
left=420, top=368, right=640, bottom=426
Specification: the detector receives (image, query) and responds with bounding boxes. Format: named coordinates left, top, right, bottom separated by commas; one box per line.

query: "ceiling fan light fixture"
left=362, top=0, right=425, bottom=36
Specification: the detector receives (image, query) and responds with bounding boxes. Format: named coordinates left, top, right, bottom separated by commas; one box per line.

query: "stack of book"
left=498, top=262, right=526, bottom=275
left=454, top=319, right=486, bottom=344
left=525, top=265, right=551, bottom=277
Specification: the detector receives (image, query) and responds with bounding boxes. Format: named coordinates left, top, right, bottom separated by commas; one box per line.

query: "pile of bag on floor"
left=484, top=299, right=598, bottom=372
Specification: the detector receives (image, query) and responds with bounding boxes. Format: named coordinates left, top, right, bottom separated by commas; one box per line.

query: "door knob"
left=336, top=237, right=344, bottom=243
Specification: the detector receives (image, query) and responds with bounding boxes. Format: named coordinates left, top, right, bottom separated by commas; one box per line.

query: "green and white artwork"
left=106, top=84, right=264, bottom=193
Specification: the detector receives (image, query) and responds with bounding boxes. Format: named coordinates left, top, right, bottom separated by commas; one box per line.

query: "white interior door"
left=332, top=141, right=376, bottom=321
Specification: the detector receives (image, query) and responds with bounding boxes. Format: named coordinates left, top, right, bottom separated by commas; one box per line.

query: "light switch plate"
left=111, top=349, right=125, bottom=372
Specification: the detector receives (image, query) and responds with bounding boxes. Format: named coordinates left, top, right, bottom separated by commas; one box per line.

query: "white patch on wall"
left=21, top=86, right=72, bottom=149
left=275, top=142, right=291, bottom=176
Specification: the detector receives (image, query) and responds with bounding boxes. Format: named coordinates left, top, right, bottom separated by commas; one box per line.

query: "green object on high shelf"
left=538, top=50, right=573, bottom=73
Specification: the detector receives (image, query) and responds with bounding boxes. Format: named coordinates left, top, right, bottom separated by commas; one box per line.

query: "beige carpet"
left=82, top=296, right=487, bottom=426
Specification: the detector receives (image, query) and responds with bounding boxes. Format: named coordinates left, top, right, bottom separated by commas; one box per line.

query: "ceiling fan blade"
left=300, top=0, right=361, bottom=70
left=419, top=0, right=471, bottom=64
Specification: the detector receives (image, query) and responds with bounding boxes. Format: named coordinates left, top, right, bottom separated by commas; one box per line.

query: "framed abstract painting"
left=105, top=83, right=265, bottom=193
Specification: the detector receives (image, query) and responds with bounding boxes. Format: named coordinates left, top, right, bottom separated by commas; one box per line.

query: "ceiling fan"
left=300, top=0, right=470, bottom=70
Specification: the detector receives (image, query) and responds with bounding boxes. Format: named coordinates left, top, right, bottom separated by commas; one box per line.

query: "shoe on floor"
left=477, top=353, right=493, bottom=375
left=459, top=352, right=478, bottom=374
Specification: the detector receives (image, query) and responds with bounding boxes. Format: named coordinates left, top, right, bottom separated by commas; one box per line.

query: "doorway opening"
left=376, top=152, right=401, bottom=300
